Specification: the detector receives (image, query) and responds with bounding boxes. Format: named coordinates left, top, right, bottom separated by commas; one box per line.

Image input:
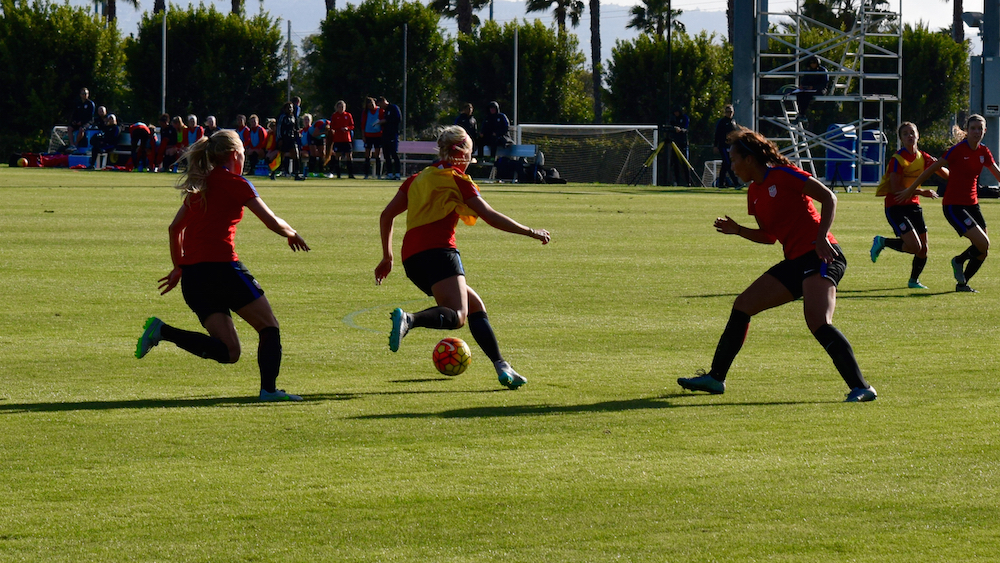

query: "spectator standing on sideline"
left=379, top=96, right=402, bottom=180
left=68, top=87, right=96, bottom=150
left=669, top=107, right=691, bottom=186
left=363, top=97, right=385, bottom=179
left=677, top=126, right=877, bottom=403
left=713, top=104, right=740, bottom=188
left=273, top=102, right=304, bottom=181
left=455, top=102, right=478, bottom=147
left=329, top=100, right=356, bottom=179
left=134, top=130, right=310, bottom=402
left=479, top=101, right=512, bottom=161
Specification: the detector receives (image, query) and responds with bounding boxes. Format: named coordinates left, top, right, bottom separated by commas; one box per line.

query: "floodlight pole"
left=513, top=27, right=519, bottom=130
left=403, top=24, right=408, bottom=141
left=286, top=20, right=292, bottom=101
left=161, top=5, right=167, bottom=115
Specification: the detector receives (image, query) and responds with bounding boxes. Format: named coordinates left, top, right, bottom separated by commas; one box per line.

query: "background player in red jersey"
left=678, top=127, right=876, bottom=402
left=134, top=130, right=310, bottom=402
left=898, top=114, right=1000, bottom=293
left=375, top=126, right=550, bottom=389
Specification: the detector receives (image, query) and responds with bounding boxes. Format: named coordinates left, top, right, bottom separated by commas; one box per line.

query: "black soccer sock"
left=160, top=324, right=232, bottom=363
left=376, top=159, right=382, bottom=177
left=258, top=326, right=281, bottom=393
left=910, top=256, right=927, bottom=281
left=885, top=238, right=905, bottom=252
left=468, top=311, right=503, bottom=364
left=709, top=309, right=752, bottom=381
left=965, top=256, right=986, bottom=282
left=410, top=306, right=461, bottom=330
left=957, top=245, right=978, bottom=262
left=813, top=324, right=869, bottom=390
left=364, top=157, right=371, bottom=175
left=309, top=156, right=318, bottom=174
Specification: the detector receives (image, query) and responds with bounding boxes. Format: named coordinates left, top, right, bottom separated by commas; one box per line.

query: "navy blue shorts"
left=885, top=204, right=926, bottom=236
left=402, top=248, right=465, bottom=296
left=364, top=137, right=383, bottom=150
left=765, top=245, right=847, bottom=300
left=943, top=204, right=986, bottom=236
left=181, top=261, right=264, bottom=324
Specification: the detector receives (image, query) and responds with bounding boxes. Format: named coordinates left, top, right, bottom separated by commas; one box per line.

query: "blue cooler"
left=825, top=124, right=856, bottom=184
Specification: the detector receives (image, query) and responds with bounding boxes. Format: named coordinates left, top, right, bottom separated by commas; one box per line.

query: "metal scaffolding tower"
left=755, top=0, right=902, bottom=190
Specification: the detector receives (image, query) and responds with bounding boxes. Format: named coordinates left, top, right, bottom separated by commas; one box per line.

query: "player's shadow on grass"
left=0, top=389, right=501, bottom=414
left=350, top=394, right=827, bottom=420
left=685, top=288, right=953, bottom=300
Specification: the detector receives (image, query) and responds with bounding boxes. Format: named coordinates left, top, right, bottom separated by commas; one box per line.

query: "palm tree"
left=104, top=0, right=140, bottom=24
left=590, top=0, right=602, bottom=123
left=525, top=0, right=585, bottom=33
left=951, top=0, right=964, bottom=43
left=153, top=0, right=164, bottom=13
left=325, top=0, right=336, bottom=12
left=232, top=0, right=243, bottom=15
left=626, top=0, right=684, bottom=39
left=430, top=0, right=491, bottom=34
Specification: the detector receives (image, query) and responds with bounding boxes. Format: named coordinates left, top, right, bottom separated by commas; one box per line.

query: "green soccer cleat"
left=907, top=279, right=928, bottom=289
left=135, top=317, right=164, bottom=359
left=677, top=371, right=726, bottom=395
left=952, top=256, right=967, bottom=285
left=495, top=360, right=527, bottom=389
left=259, top=389, right=303, bottom=402
left=389, top=308, right=411, bottom=353
left=870, top=236, right=886, bottom=263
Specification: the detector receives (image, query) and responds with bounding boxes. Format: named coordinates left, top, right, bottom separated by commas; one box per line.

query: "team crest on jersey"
left=981, top=156, right=986, bottom=164
left=768, top=185, right=778, bottom=197
left=965, top=217, right=974, bottom=226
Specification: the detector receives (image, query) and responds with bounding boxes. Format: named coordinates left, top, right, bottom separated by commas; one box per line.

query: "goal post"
left=515, top=124, right=659, bottom=185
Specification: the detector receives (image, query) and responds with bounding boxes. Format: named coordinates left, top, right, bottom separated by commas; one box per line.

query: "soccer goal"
left=515, top=124, right=659, bottom=185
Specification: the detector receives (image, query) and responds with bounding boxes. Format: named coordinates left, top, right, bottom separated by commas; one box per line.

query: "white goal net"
left=515, top=124, right=659, bottom=185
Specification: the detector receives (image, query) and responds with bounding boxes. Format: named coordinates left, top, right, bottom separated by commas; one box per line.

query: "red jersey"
left=178, top=166, right=259, bottom=265
left=240, top=125, right=267, bottom=151
left=400, top=163, right=481, bottom=261
left=329, top=112, right=354, bottom=143
left=941, top=141, right=995, bottom=206
left=885, top=148, right=935, bottom=207
left=184, top=125, right=205, bottom=147
left=747, top=165, right=837, bottom=260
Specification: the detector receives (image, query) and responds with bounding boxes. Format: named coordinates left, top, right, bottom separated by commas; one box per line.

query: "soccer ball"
left=432, top=337, right=472, bottom=376
left=17, top=157, right=28, bottom=167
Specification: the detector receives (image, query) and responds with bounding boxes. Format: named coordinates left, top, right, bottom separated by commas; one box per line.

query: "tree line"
left=0, top=0, right=970, bottom=160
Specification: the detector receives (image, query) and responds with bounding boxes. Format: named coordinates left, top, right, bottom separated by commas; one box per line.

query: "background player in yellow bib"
left=870, top=122, right=947, bottom=289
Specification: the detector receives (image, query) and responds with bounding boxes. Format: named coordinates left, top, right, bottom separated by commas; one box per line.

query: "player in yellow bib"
left=870, top=122, right=947, bottom=288
left=375, top=126, right=550, bottom=389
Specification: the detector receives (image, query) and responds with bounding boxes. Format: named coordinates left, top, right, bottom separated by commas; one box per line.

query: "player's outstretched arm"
left=376, top=190, right=408, bottom=284
left=465, top=196, right=550, bottom=244
left=245, top=197, right=310, bottom=251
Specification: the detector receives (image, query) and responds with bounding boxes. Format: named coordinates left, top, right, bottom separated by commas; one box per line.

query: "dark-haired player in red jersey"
left=678, top=127, right=877, bottom=402
left=134, top=130, right=310, bottom=402
left=897, top=114, right=1000, bottom=293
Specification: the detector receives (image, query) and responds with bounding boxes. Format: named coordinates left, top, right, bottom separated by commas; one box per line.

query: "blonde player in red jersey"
left=678, top=127, right=876, bottom=402
left=375, top=126, right=550, bottom=389
left=897, top=114, right=1000, bottom=292
left=135, top=130, right=310, bottom=402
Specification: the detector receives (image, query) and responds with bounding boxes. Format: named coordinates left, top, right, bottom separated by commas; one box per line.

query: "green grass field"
left=1, top=168, right=998, bottom=562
